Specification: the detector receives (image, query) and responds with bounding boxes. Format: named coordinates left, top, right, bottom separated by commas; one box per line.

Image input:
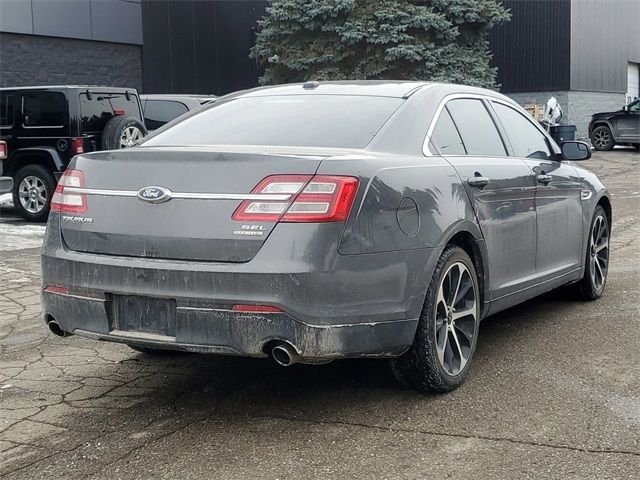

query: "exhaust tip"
left=270, top=342, right=299, bottom=367
left=47, top=320, right=67, bottom=337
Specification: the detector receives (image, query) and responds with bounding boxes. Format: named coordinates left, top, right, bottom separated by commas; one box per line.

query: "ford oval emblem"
left=137, top=186, right=172, bottom=204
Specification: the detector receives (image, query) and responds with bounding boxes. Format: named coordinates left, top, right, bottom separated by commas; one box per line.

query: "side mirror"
left=623, top=105, right=628, bottom=112
left=561, top=141, right=591, bottom=161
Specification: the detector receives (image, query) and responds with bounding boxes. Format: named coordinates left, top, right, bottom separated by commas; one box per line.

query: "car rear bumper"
left=42, top=215, right=437, bottom=360
left=42, top=289, right=418, bottom=361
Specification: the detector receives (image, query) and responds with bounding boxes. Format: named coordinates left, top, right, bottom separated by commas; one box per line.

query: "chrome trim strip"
left=65, top=187, right=138, bottom=197
left=64, top=187, right=292, bottom=201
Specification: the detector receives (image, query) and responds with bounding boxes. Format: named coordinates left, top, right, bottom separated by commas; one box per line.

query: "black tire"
left=129, top=345, right=186, bottom=356
left=101, top=115, right=147, bottom=150
left=12, top=164, right=56, bottom=222
left=391, top=246, right=480, bottom=393
left=590, top=126, right=615, bottom=151
left=574, top=206, right=610, bottom=300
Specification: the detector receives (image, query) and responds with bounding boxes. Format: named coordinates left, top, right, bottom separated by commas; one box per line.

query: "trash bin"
left=549, top=125, right=576, bottom=144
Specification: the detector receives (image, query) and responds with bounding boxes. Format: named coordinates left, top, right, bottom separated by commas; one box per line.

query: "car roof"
left=141, top=94, right=216, bottom=99
left=0, top=85, right=137, bottom=92
left=140, top=94, right=216, bottom=104
left=232, top=81, right=434, bottom=99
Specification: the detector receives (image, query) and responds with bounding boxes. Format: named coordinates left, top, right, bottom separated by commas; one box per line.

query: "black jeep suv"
left=0, top=86, right=146, bottom=221
left=589, top=99, right=640, bottom=151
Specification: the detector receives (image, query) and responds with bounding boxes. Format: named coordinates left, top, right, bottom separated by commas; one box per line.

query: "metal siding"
left=91, top=0, right=143, bottom=45
left=141, top=0, right=172, bottom=93
left=32, top=0, right=93, bottom=40
left=141, top=0, right=267, bottom=95
left=571, top=0, right=640, bottom=93
left=0, top=0, right=34, bottom=34
left=490, top=0, right=571, bottom=93
left=167, top=0, right=197, bottom=93
left=0, top=0, right=142, bottom=45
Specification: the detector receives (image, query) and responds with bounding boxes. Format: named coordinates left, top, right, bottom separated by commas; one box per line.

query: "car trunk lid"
left=60, top=147, right=331, bottom=262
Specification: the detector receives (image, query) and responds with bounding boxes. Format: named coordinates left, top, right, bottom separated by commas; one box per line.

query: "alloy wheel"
left=434, top=262, right=477, bottom=376
left=593, top=130, right=611, bottom=149
left=18, top=176, right=47, bottom=214
left=589, top=214, right=609, bottom=290
left=120, top=126, right=143, bottom=148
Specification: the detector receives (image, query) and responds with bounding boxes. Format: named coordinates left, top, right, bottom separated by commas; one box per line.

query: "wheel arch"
left=596, top=194, right=612, bottom=226
left=440, top=222, right=490, bottom=319
left=5, top=148, right=65, bottom=178
left=590, top=120, right=617, bottom=140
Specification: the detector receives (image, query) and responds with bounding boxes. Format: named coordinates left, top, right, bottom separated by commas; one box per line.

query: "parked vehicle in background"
left=141, top=95, right=215, bottom=131
left=0, top=178, right=12, bottom=207
left=42, top=81, right=610, bottom=394
left=0, top=86, right=147, bottom=221
left=589, top=99, right=640, bottom=150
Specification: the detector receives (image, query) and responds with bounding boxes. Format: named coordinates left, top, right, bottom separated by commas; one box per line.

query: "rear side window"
left=23, top=92, right=66, bottom=128
left=492, top=102, right=552, bottom=159
left=431, top=107, right=466, bottom=155
left=80, top=93, right=141, bottom=133
left=0, top=94, right=14, bottom=127
left=143, top=95, right=404, bottom=149
left=144, top=100, right=189, bottom=130
left=445, top=99, right=506, bottom=156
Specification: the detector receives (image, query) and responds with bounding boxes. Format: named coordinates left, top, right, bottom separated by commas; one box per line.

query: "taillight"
left=70, top=137, right=84, bottom=155
left=0, top=140, right=7, bottom=160
left=232, top=175, right=358, bottom=223
left=113, top=108, right=125, bottom=116
left=51, top=169, right=87, bottom=214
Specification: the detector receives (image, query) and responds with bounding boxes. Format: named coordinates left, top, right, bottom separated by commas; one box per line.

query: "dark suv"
left=589, top=99, right=640, bottom=151
left=0, top=86, right=147, bottom=221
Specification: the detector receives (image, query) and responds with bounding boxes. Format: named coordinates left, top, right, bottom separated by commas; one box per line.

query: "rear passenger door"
left=430, top=97, right=538, bottom=301
left=19, top=91, right=68, bottom=148
left=489, top=101, right=583, bottom=280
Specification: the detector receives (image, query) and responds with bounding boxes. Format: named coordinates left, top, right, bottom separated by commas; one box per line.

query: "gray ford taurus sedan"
left=41, top=81, right=610, bottom=392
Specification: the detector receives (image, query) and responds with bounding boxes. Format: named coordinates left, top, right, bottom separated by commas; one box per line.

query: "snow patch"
left=0, top=223, right=46, bottom=252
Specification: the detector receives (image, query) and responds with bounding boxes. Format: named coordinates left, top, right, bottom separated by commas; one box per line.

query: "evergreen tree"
left=251, top=0, right=510, bottom=88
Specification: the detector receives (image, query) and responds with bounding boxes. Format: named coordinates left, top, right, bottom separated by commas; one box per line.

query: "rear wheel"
left=574, top=206, right=610, bottom=300
left=590, top=126, right=615, bottom=151
left=391, top=246, right=480, bottom=393
left=13, top=164, right=56, bottom=222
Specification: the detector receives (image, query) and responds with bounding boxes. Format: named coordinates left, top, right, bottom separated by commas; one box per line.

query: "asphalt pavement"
left=0, top=149, right=638, bottom=479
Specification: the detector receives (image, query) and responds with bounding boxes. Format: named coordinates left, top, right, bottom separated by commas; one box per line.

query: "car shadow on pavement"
left=63, top=286, right=582, bottom=423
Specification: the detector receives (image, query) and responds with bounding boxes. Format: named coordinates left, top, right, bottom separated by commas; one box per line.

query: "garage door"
left=628, top=62, right=639, bottom=103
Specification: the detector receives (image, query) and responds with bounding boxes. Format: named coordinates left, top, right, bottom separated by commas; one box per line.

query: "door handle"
left=537, top=174, right=553, bottom=184
left=467, top=176, right=490, bottom=188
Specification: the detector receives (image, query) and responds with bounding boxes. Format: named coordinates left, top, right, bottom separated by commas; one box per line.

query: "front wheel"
left=12, top=164, right=56, bottom=222
left=574, top=206, right=610, bottom=300
left=590, top=126, right=615, bottom=151
left=391, top=246, right=480, bottom=393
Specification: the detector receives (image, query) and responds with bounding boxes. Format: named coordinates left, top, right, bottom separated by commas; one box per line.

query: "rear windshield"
left=142, top=95, right=404, bottom=149
left=80, top=93, right=141, bottom=133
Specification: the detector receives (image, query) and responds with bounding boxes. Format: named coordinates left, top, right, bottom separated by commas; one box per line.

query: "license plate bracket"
left=111, top=295, right=176, bottom=337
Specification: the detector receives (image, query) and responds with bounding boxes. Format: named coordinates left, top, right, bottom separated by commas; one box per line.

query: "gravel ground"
left=0, top=149, right=638, bottom=479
